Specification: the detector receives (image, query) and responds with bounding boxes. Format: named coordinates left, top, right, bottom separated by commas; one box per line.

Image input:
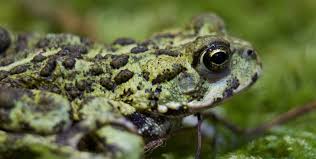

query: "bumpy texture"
left=0, top=13, right=261, bottom=159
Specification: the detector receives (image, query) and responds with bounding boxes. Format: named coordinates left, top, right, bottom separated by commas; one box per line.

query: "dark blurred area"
left=1, top=0, right=316, bottom=158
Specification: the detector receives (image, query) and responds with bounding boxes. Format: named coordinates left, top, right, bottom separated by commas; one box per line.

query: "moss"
left=221, top=128, right=316, bottom=159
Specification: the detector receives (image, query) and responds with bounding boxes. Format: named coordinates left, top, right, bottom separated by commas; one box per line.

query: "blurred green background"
left=1, top=0, right=316, bottom=158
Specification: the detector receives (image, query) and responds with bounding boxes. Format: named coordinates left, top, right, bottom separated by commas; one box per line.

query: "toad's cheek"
left=187, top=55, right=262, bottom=112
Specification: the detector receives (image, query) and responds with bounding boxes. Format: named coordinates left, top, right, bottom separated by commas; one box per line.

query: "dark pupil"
left=210, top=51, right=228, bottom=64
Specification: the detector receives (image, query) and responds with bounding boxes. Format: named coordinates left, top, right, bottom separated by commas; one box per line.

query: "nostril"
left=247, top=49, right=253, bottom=56
left=247, top=49, right=254, bottom=56
left=245, top=49, right=257, bottom=59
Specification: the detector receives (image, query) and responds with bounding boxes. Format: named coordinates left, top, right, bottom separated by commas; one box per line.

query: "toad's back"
left=0, top=28, right=198, bottom=106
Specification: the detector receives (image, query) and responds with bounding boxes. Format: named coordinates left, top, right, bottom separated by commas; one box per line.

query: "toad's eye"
left=201, top=42, right=231, bottom=72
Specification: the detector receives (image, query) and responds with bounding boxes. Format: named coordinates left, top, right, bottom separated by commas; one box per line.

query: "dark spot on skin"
left=94, top=54, right=108, bottom=61
left=120, top=88, right=134, bottom=98
left=64, top=83, right=73, bottom=91
left=76, top=79, right=93, bottom=92
left=68, top=89, right=82, bottom=99
left=15, top=33, right=30, bottom=52
left=113, top=38, right=136, bottom=46
left=36, top=37, right=50, bottom=48
left=55, top=45, right=88, bottom=60
left=51, top=85, right=61, bottom=94
left=146, top=86, right=162, bottom=107
left=142, top=71, right=150, bottom=81
left=114, top=69, right=134, bottom=85
left=10, top=64, right=29, bottom=75
left=62, top=58, right=76, bottom=69
left=223, top=88, right=233, bottom=98
left=130, top=45, right=148, bottom=54
left=56, top=49, right=70, bottom=56
left=250, top=72, right=258, bottom=86
left=20, top=121, right=34, bottom=131
left=110, top=55, right=129, bottom=69
left=31, top=54, right=47, bottom=63
left=155, top=49, right=179, bottom=57
left=222, top=77, right=240, bottom=98
left=39, top=57, right=57, bottom=77
left=89, top=66, right=104, bottom=76
left=64, top=83, right=82, bottom=99
left=61, top=45, right=88, bottom=58
left=152, top=64, right=186, bottom=84
left=136, top=82, right=145, bottom=90
left=0, top=70, right=9, bottom=81
left=231, top=77, right=240, bottom=90
left=154, top=85, right=162, bottom=96
left=63, top=45, right=88, bottom=54
left=0, top=27, right=11, bottom=54
left=100, top=78, right=116, bottom=90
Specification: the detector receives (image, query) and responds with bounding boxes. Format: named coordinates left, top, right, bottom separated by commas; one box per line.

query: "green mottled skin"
left=0, top=13, right=261, bottom=159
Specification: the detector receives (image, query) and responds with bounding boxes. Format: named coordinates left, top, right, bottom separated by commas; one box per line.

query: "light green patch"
left=97, top=126, right=144, bottom=159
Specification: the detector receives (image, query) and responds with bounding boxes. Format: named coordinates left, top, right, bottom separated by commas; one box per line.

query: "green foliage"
left=221, top=128, right=316, bottom=159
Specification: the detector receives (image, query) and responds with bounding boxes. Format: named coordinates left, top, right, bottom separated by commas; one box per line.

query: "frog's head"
left=149, top=14, right=262, bottom=116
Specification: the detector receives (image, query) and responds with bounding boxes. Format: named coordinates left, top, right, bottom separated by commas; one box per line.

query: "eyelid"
left=209, top=48, right=227, bottom=56
left=207, top=41, right=230, bottom=52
